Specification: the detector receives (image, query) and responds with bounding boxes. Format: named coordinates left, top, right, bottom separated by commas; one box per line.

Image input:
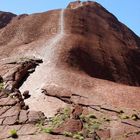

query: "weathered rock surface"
left=54, top=119, right=83, bottom=134
left=0, top=1, right=140, bottom=140
left=0, top=11, right=16, bottom=29
left=0, top=57, right=42, bottom=92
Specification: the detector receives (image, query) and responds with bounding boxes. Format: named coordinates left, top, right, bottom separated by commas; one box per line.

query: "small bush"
left=9, top=129, right=18, bottom=138
left=42, top=127, right=53, bottom=134
left=63, top=131, right=73, bottom=137
left=0, top=83, right=4, bottom=91
left=73, top=133, right=84, bottom=140
left=50, top=107, right=71, bottom=128
left=92, top=122, right=100, bottom=130
left=37, top=108, right=71, bottom=135
left=119, top=114, right=129, bottom=120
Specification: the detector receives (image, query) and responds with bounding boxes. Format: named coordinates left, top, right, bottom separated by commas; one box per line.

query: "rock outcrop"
left=0, top=11, right=16, bottom=29
left=0, top=1, right=140, bottom=140
left=0, top=1, right=140, bottom=86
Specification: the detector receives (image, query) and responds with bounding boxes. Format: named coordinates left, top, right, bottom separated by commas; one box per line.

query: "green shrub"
left=0, top=83, right=4, bottom=91
left=37, top=108, right=71, bottom=135
left=9, top=129, right=18, bottom=138
left=63, top=131, right=84, bottom=140
left=63, top=131, right=73, bottom=137
left=73, top=133, right=84, bottom=140
left=50, top=107, right=71, bottom=128
left=42, top=127, right=53, bottom=134
left=92, top=122, right=100, bottom=130
left=119, top=114, right=129, bottom=120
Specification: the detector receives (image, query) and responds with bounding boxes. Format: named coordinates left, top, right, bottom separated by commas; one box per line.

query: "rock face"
left=0, top=1, right=140, bottom=140
left=0, top=11, right=16, bottom=29
left=0, top=1, right=140, bottom=86
left=66, top=1, right=140, bottom=86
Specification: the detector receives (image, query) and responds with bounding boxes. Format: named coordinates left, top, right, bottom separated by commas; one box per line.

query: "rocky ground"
left=0, top=84, right=140, bottom=140
left=0, top=59, right=140, bottom=139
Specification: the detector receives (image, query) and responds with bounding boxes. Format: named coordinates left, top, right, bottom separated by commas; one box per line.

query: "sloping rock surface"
left=0, top=11, right=16, bottom=29
left=0, top=1, right=140, bottom=140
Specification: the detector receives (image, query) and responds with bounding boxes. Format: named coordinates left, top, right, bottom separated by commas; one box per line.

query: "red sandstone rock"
left=72, top=105, right=83, bottom=119
left=0, top=11, right=16, bottom=29
left=19, top=110, right=28, bottom=124
left=54, top=119, right=83, bottom=134
left=28, top=111, right=45, bottom=124
left=0, top=1, right=140, bottom=140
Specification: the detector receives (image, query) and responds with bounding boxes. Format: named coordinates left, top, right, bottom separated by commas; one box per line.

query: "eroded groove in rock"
left=19, top=9, right=67, bottom=117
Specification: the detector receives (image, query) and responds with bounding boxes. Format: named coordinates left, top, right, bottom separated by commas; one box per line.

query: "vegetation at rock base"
left=42, top=127, right=53, bottom=134
left=131, top=114, right=139, bottom=121
left=0, top=82, right=4, bottom=91
left=80, top=113, right=102, bottom=134
left=50, top=107, right=71, bottom=128
left=37, top=107, right=104, bottom=139
left=63, top=131, right=84, bottom=140
left=63, top=131, right=73, bottom=137
left=9, top=129, right=18, bottom=138
left=124, top=130, right=140, bottom=138
left=37, top=107, right=71, bottom=133
left=37, top=107, right=140, bottom=139
left=73, top=133, right=84, bottom=140
left=119, top=114, right=130, bottom=120
left=119, top=112, right=139, bottom=121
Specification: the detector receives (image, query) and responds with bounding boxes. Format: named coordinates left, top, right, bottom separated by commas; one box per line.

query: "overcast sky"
left=0, top=0, right=139, bottom=36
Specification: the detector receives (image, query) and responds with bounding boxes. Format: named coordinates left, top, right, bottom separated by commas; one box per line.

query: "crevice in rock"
left=71, top=93, right=87, bottom=99
left=42, top=88, right=123, bottom=115
left=78, top=103, right=101, bottom=112
left=16, top=70, right=34, bottom=89
left=0, top=115, right=17, bottom=120
left=1, top=117, right=6, bottom=125
left=42, top=89, right=123, bottom=114
left=42, top=89, right=72, bottom=104
left=125, top=130, right=140, bottom=137
left=0, top=106, right=12, bottom=116
left=43, top=91, right=72, bottom=104
left=26, top=111, right=30, bottom=123
left=121, top=121, right=140, bottom=129
left=100, top=107, right=120, bottom=114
